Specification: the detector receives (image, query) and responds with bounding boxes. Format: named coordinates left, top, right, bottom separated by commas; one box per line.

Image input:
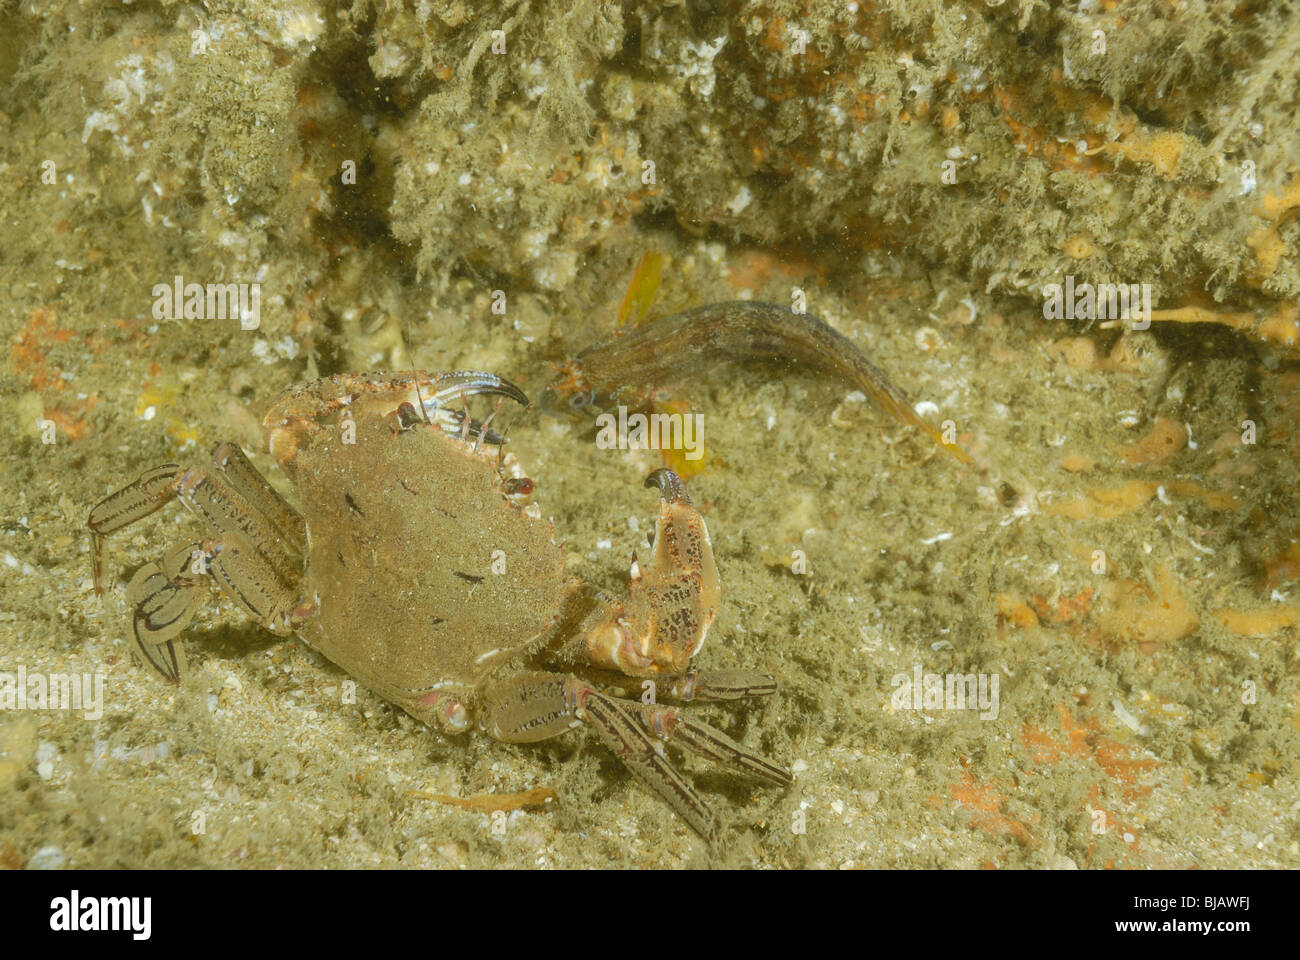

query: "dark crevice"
left=300, top=31, right=406, bottom=256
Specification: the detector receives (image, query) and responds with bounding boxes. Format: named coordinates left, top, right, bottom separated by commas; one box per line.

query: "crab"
left=88, top=370, right=791, bottom=842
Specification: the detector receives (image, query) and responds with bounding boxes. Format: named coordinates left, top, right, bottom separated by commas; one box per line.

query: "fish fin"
left=617, top=251, right=663, bottom=328
left=653, top=398, right=708, bottom=478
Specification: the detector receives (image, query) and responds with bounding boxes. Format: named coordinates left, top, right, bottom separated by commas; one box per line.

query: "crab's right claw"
left=425, top=371, right=529, bottom=411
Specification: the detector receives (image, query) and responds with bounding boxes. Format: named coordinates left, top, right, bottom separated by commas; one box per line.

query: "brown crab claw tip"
left=431, top=371, right=530, bottom=408
left=644, top=467, right=688, bottom=503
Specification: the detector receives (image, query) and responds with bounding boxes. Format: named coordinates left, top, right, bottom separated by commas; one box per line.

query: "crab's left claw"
left=578, top=469, right=720, bottom=676
left=644, top=467, right=688, bottom=503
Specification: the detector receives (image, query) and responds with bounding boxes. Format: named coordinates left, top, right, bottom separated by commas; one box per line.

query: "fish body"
left=544, top=300, right=969, bottom=463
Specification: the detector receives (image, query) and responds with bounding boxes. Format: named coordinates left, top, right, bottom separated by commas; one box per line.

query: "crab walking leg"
left=88, top=464, right=182, bottom=594
left=89, top=448, right=313, bottom=681
left=477, top=671, right=722, bottom=842
left=211, top=442, right=306, bottom=557
left=175, top=465, right=303, bottom=590
left=206, top=531, right=312, bottom=630
left=664, top=670, right=778, bottom=701
left=574, top=685, right=722, bottom=842
left=126, top=539, right=201, bottom=682
left=89, top=446, right=304, bottom=592
left=123, top=529, right=307, bottom=683
left=637, top=702, right=792, bottom=786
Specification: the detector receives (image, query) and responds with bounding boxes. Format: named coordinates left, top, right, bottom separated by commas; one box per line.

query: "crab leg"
left=211, top=442, right=306, bottom=557
left=574, top=684, right=723, bottom=842
left=124, top=531, right=306, bottom=683
left=636, top=701, right=792, bottom=786
left=88, top=464, right=181, bottom=594
left=88, top=444, right=306, bottom=590
left=88, top=444, right=313, bottom=681
left=477, top=671, right=724, bottom=842
left=176, top=464, right=301, bottom=589
left=572, top=667, right=779, bottom=702
left=664, top=670, right=778, bottom=701
left=126, top=539, right=201, bottom=682
left=204, top=531, right=310, bottom=632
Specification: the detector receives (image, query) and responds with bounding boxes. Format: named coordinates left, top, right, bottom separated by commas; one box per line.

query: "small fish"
left=544, top=300, right=971, bottom=463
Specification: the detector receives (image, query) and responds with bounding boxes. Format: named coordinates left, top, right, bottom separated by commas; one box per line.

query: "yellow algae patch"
left=1208, top=606, right=1300, bottom=637
left=616, top=250, right=663, bottom=328
left=166, top=418, right=200, bottom=450
left=1047, top=479, right=1238, bottom=520
left=1116, top=417, right=1187, bottom=467
left=1246, top=173, right=1300, bottom=280
left=1088, top=130, right=1193, bottom=179
left=135, top=384, right=178, bottom=420
left=1098, top=565, right=1198, bottom=650
left=654, top=398, right=707, bottom=478
left=1047, top=480, right=1158, bottom=519
left=661, top=443, right=707, bottom=479
left=135, top=384, right=198, bottom=450
left=1060, top=452, right=1095, bottom=473
left=997, top=595, right=1040, bottom=630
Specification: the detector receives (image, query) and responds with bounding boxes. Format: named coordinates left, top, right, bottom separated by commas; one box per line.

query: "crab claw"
left=264, top=371, right=531, bottom=477
left=580, top=468, right=719, bottom=676
left=644, top=467, right=688, bottom=504
left=422, top=371, right=529, bottom=415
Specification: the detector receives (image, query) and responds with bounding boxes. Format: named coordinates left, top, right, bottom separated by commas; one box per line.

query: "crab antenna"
left=496, top=419, right=513, bottom=476
left=474, top=398, right=505, bottom=454
left=403, top=314, right=431, bottom=424
left=457, top=388, right=471, bottom=441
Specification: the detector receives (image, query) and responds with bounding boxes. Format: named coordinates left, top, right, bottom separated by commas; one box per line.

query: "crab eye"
left=505, top=477, right=534, bottom=497
left=395, top=402, right=422, bottom=430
